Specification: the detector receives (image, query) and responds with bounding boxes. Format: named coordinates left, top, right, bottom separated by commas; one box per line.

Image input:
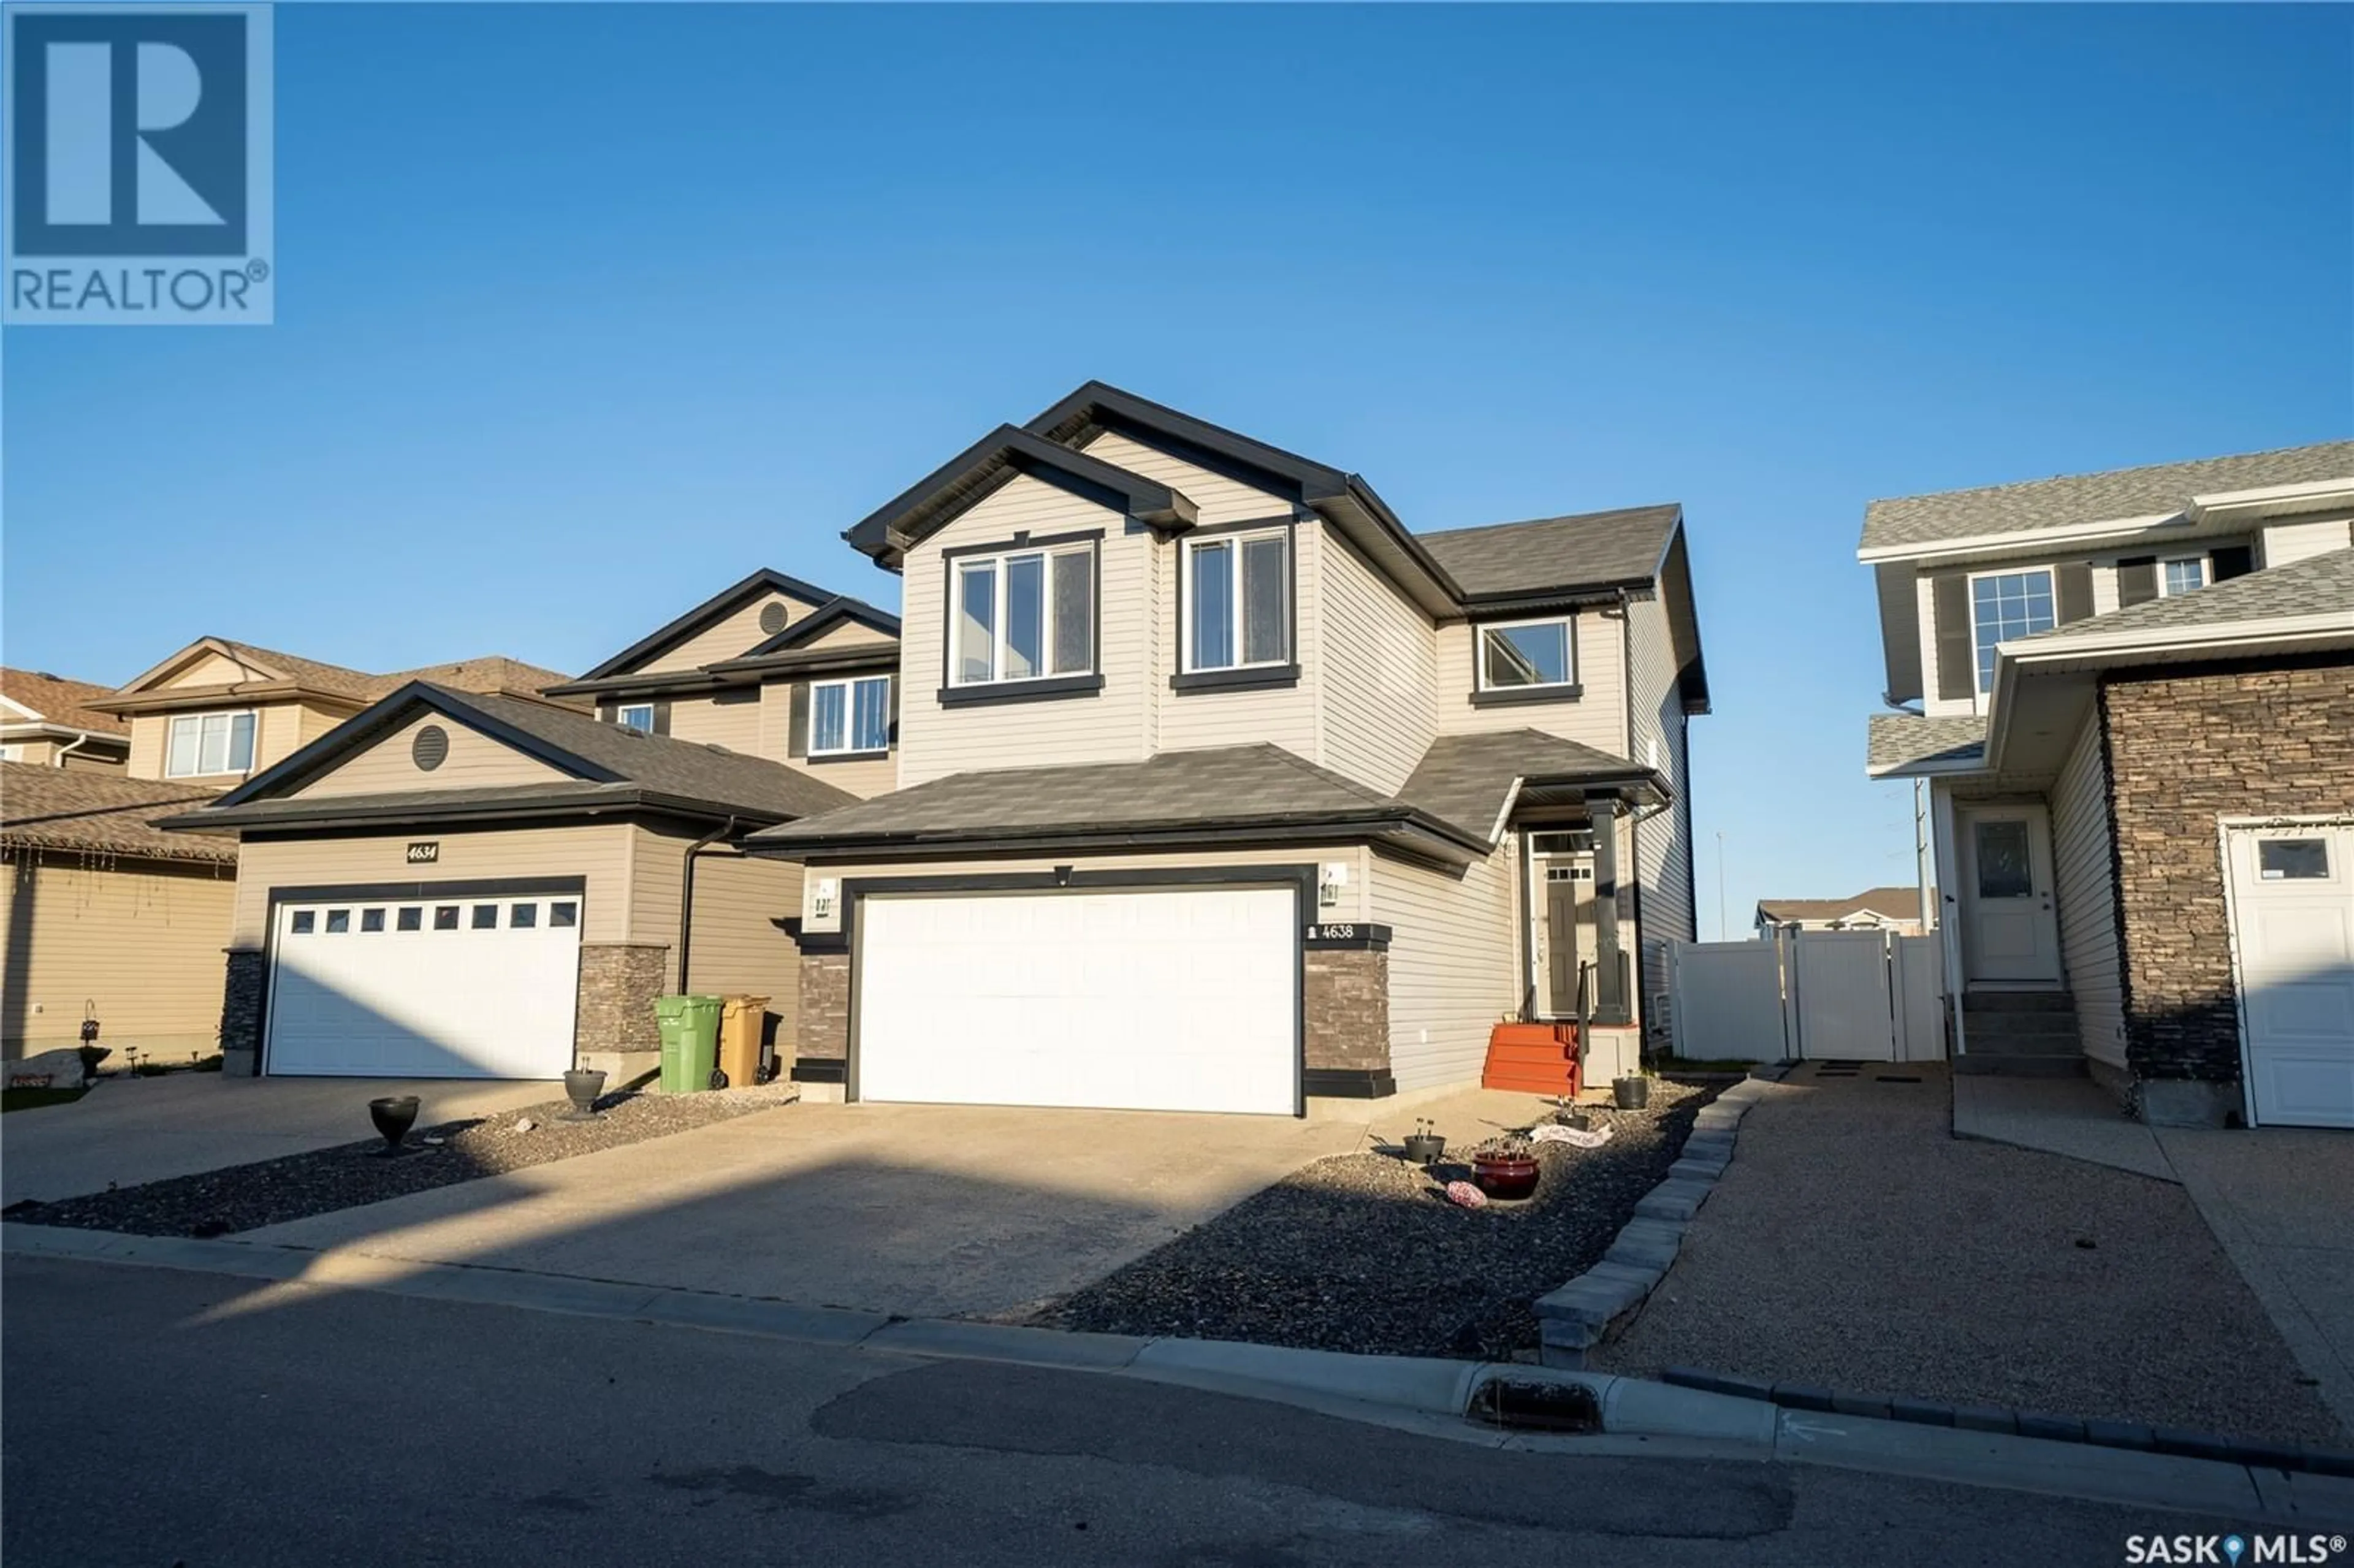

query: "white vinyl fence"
left=1669, top=929, right=1945, bottom=1064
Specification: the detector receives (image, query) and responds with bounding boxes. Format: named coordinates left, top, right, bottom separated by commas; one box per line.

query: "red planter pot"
left=1471, top=1153, right=1540, bottom=1201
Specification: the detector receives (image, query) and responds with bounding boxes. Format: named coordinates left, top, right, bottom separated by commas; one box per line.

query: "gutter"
left=51, top=731, right=94, bottom=768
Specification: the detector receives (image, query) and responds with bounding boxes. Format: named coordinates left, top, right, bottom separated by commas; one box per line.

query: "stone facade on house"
left=1303, top=944, right=1392, bottom=1092
left=575, top=943, right=669, bottom=1057
left=2101, top=653, right=2354, bottom=1099
left=797, top=950, right=850, bottom=1067
left=218, top=948, right=265, bottom=1076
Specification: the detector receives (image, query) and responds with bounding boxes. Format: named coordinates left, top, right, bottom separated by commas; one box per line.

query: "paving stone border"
left=1656, top=1365, right=2354, bottom=1480
left=1533, top=1065, right=1789, bottom=1368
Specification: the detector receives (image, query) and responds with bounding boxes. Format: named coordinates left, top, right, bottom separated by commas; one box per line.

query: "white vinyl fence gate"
left=1668, top=929, right=1945, bottom=1064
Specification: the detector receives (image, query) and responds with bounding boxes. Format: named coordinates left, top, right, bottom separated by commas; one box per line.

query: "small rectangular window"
left=617, top=703, right=655, bottom=734
left=951, top=544, right=1097, bottom=685
left=2259, top=839, right=2330, bottom=880
left=1186, top=530, right=1289, bottom=672
left=434, top=905, right=460, bottom=931
left=549, top=901, right=578, bottom=927
left=810, top=676, right=892, bottom=755
left=956, top=561, right=996, bottom=683
left=324, top=909, right=351, bottom=934
left=1480, top=620, right=1574, bottom=690
left=2163, top=557, right=2206, bottom=596
left=1052, top=552, right=1092, bottom=674
left=510, top=903, right=538, bottom=928
left=360, top=908, right=386, bottom=933
left=471, top=904, right=498, bottom=929
left=289, top=910, right=315, bottom=935
left=1970, top=568, right=2057, bottom=692
left=397, top=907, right=422, bottom=932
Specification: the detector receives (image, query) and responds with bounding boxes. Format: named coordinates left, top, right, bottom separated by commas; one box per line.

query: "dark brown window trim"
left=939, top=532, right=1105, bottom=694
left=804, top=748, right=891, bottom=765
left=938, top=527, right=1107, bottom=562
left=1177, top=519, right=1297, bottom=680
left=1170, top=663, right=1301, bottom=694
left=935, top=673, right=1105, bottom=707
left=1471, top=683, right=1585, bottom=708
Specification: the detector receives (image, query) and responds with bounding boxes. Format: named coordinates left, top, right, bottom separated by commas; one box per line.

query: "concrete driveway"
left=2, top=1075, right=552, bottom=1203
left=234, top=1098, right=1423, bottom=1320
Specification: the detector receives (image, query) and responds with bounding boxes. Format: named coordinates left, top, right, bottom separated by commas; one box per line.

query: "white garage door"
left=266, top=892, right=583, bottom=1078
left=2226, top=824, right=2354, bottom=1129
left=856, top=886, right=1298, bottom=1115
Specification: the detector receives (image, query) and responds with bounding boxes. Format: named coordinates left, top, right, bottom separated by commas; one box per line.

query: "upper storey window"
left=1478, top=618, right=1575, bottom=691
left=166, top=710, right=256, bottom=777
left=1970, top=568, right=2055, bottom=691
left=1183, top=528, right=1290, bottom=672
left=951, top=542, right=1095, bottom=687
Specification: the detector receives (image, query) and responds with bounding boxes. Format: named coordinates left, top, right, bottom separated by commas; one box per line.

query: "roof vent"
left=411, top=724, right=450, bottom=772
left=758, top=601, right=790, bottom=636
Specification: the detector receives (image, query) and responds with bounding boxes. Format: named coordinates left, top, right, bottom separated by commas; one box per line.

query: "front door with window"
left=1542, top=859, right=1596, bottom=1014
left=1957, top=804, right=2062, bottom=984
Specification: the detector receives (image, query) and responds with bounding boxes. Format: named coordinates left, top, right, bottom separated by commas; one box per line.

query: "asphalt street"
left=2, top=1255, right=2249, bottom=1566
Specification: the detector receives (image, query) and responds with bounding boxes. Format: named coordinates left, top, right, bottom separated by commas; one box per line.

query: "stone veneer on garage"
left=217, top=948, right=266, bottom=1076
left=575, top=943, right=671, bottom=1057
left=2101, top=654, right=2354, bottom=1120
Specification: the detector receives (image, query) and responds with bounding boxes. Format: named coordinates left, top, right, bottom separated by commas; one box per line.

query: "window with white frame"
left=1970, top=568, right=2055, bottom=693
left=2162, top=557, right=2206, bottom=596
left=166, top=710, right=257, bottom=777
left=810, top=675, right=891, bottom=755
left=1477, top=617, right=1575, bottom=691
left=615, top=703, right=655, bottom=733
left=951, top=543, right=1094, bottom=686
left=1184, top=528, right=1289, bottom=672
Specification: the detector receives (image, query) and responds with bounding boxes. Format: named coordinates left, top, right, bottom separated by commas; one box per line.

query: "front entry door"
left=1957, top=804, right=2062, bottom=984
left=1544, top=861, right=1594, bottom=1013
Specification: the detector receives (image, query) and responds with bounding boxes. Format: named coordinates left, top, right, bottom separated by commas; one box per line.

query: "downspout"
left=52, top=731, right=93, bottom=768
left=675, top=816, right=737, bottom=995
left=1616, top=590, right=1650, bottom=1048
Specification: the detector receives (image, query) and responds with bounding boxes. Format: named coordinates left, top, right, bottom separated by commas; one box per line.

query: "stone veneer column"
left=796, top=951, right=850, bottom=1077
left=1303, top=943, right=1393, bottom=1097
left=574, top=943, right=670, bottom=1059
left=2102, top=656, right=2354, bottom=1124
left=217, top=948, right=265, bottom=1076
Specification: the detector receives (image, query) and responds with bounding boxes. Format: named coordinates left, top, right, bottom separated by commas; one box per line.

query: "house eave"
left=748, top=809, right=1486, bottom=869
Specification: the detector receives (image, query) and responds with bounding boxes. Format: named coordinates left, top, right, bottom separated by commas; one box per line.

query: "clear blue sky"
left=7, top=4, right=2349, bottom=935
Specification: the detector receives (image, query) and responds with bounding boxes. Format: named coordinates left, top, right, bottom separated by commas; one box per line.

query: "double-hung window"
left=810, top=675, right=891, bottom=755
left=1477, top=618, right=1576, bottom=693
left=166, top=710, right=257, bottom=777
left=1970, top=568, right=2055, bottom=693
left=951, top=543, right=1095, bottom=687
left=2162, top=557, right=2206, bottom=596
left=1183, top=528, right=1289, bottom=672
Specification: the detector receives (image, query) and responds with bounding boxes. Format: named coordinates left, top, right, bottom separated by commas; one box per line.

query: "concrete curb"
left=1660, top=1364, right=2354, bottom=1480
left=12, top=1220, right=2352, bottom=1524
left=1531, top=1066, right=1788, bottom=1367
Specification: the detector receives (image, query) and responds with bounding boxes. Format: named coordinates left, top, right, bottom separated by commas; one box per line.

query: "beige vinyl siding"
left=127, top=716, right=166, bottom=778
left=663, top=690, right=765, bottom=753
left=1371, top=843, right=1518, bottom=1092
left=1317, top=526, right=1436, bottom=794
left=2261, top=514, right=2353, bottom=568
left=1433, top=615, right=1625, bottom=752
left=641, top=592, right=826, bottom=676
left=229, top=824, right=637, bottom=948
left=672, top=848, right=804, bottom=1049
left=1625, top=593, right=1695, bottom=1037
left=161, top=650, right=279, bottom=687
left=799, top=845, right=1366, bottom=934
left=1078, top=430, right=1296, bottom=528
left=2051, top=714, right=2127, bottom=1069
left=798, top=620, right=897, bottom=650
left=129, top=701, right=319, bottom=784
left=799, top=754, right=896, bottom=799
left=297, top=700, right=355, bottom=747
left=1156, top=518, right=1321, bottom=763
left=2, top=853, right=237, bottom=1059
left=897, top=473, right=1148, bottom=788
left=293, top=714, right=573, bottom=798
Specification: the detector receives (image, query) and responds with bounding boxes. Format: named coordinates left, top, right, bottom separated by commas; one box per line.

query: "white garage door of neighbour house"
left=266, top=892, right=583, bottom=1079
left=855, top=886, right=1299, bottom=1115
left=2225, top=824, right=2354, bottom=1129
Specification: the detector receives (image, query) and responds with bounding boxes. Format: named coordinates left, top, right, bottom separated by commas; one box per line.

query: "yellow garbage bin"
left=717, top=995, right=771, bottom=1089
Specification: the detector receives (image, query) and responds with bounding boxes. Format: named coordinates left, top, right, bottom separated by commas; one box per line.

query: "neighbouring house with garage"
left=1, top=765, right=236, bottom=1062
left=0, top=669, right=132, bottom=770
left=158, top=577, right=899, bottom=1081
left=1753, top=886, right=1925, bottom=938
left=748, top=381, right=1707, bottom=1116
left=1861, top=440, right=2354, bottom=1128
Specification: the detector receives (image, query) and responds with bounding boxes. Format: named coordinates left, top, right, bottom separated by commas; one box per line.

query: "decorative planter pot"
left=368, top=1095, right=421, bottom=1154
left=562, top=1069, right=608, bottom=1121
left=1613, top=1076, right=1650, bottom=1111
left=1401, top=1133, right=1446, bottom=1165
left=1555, top=1110, right=1592, bottom=1132
left=1471, top=1152, right=1541, bottom=1201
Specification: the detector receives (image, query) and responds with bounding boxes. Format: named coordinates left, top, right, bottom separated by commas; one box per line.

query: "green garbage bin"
left=653, top=995, right=722, bottom=1094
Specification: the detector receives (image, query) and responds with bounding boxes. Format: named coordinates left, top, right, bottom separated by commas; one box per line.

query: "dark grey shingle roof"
left=2013, top=547, right=2354, bottom=645
left=1397, top=730, right=1657, bottom=840
left=1860, top=442, right=2354, bottom=552
left=0, top=763, right=235, bottom=862
left=747, top=744, right=1409, bottom=849
left=1417, top=505, right=1682, bottom=598
left=1865, top=714, right=1988, bottom=776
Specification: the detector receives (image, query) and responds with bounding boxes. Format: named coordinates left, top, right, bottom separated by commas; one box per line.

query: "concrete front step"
left=1954, top=1053, right=2087, bottom=1078
left=1967, top=1025, right=2082, bottom=1050
left=1962, top=991, right=2076, bottom=1014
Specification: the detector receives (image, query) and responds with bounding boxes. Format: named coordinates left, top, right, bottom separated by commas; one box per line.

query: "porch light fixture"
left=1317, top=862, right=1349, bottom=910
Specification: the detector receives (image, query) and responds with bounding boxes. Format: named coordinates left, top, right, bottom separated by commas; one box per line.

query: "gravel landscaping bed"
left=1038, top=1079, right=1718, bottom=1360
left=2, top=1083, right=799, bottom=1239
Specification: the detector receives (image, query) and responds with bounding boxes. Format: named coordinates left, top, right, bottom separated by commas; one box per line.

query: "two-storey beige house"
left=0, top=669, right=132, bottom=769
left=163, top=584, right=899, bottom=1079
left=750, top=383, right=1708, bottom=1115
left=1862, top=440, right=2354, bottom=1129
